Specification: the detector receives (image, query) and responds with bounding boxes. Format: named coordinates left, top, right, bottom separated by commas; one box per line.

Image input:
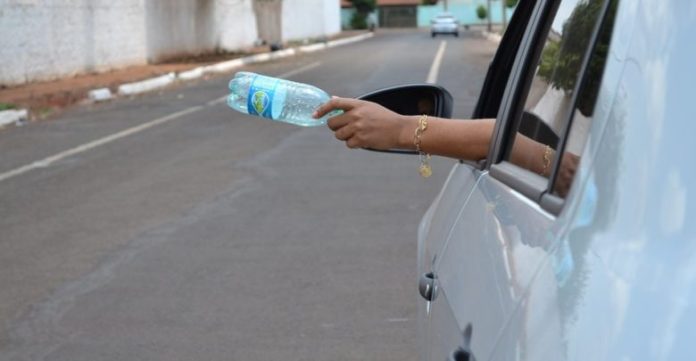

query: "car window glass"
left=552, top=0, right=617, bottom=197
left=503, top=0, right=610, bottom=197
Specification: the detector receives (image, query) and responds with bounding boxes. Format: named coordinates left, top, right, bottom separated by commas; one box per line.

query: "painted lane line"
left=426, top=41, right=447, bottom=84
left=0, top=106, right=202, bottom=183
left=0, top=61, right=324, bottom=184
left=277, top=61, right=322, bottom=80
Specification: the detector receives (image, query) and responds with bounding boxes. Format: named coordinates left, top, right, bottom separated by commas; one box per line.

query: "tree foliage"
left=476, top=5, right=487, bottom=20
left=537, top=0, right=616, bottom=115
left=350, top=12, right=368, bottom=29
left=349, top=0, right=376, bottom=14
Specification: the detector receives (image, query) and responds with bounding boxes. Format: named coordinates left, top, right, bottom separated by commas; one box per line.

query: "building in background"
left=0, top=0, right=340, bottom=87
left=340, top=0, right=515, bottom=29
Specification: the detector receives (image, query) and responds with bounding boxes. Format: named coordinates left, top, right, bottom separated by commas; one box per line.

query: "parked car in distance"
left=360, top=0, right=696, bottom=360
left=431, top=14, right=459, bottom=37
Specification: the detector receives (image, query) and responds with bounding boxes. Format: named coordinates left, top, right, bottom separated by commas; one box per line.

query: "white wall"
left=0, top=0, right=148, bottom=86
left=214, top=0, right=259, bottom=51
left=144, top=0, right=258, bottom=62
left=282, top=0, right=341, bottom=41
left=0, top=0, right=340, bottom=86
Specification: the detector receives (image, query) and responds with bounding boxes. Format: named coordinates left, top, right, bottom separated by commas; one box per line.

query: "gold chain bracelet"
left=541, top=145, right=552, bottom=176
left=413, top=115, right=432, bottom=178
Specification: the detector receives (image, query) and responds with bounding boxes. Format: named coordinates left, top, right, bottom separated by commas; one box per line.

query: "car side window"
left=549, top=0, right=617, bottom=198
left=495, top=0, right=616, bottom=202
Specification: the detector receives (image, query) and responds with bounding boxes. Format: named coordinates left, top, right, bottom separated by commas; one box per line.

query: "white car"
left=361, top=0, right=696, bottom=359
left=431, top=15, right=459, bottom=37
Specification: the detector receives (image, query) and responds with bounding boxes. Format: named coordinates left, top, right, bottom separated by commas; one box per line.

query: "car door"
left=424, top=0, right=617, bottom=360
left=416, top=2, right=539, bottom=360
left=488, top=0, right=625, bottom=359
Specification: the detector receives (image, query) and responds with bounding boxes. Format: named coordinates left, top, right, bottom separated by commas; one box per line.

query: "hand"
left=555, top=152, right=580, bottom=197
left=313, top=97, right=412, bottom=150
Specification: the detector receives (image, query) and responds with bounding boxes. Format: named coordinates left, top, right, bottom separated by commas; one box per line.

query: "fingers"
left=334, top=122, right=356, bottom=141
left=313, top=97, right=358, bottom=119
left=326, top=113, right=352, bottom=131
left=345, top=137, right=360, bottom=149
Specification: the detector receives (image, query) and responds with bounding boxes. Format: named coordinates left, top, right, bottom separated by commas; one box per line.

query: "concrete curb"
left=482, top=31, right=502, bottom=44
left=117, top=73, right=176, bottom=96
left=326, top=32, right=374, bottom=48
left=177, top=67, right=205, bottom=81
left=298, top=43, right=328, bottom=53
left=85, top=32, right=374, bottom=104
left=88, top=88, right=113, bottom=102
left=0, top=109, right=28, bottom=128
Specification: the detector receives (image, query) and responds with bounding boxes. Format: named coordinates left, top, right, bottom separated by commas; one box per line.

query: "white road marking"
left=0, top=62, right=323, bottom=184
left=426, top=41, right=447, bottom=84
left=277, top=61, right=322, bottom=80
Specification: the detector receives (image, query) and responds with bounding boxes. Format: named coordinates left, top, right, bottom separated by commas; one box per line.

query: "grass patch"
left=0, top=103, right=16, bottom=111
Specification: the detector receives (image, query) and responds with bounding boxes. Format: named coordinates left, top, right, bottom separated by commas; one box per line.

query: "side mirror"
left=357, top=84, right=453, bottom=154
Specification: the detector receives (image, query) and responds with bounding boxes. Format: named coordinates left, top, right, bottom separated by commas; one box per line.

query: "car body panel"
left=419, top=0, right=696, bottom=360
left=427, top=172, right=556, bottom=361
left=416, top=162, right=483, bottom=361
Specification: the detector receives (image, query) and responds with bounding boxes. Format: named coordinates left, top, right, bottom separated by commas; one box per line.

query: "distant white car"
left=431, top=14, right=459, bottom=37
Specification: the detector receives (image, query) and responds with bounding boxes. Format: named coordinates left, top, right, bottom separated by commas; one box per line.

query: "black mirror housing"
left=357, top=84, right=454, bottom=154
left=358, top=84, right=453, bottom=119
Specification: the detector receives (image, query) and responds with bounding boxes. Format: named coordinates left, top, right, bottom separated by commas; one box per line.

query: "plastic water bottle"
left=227, top=72, right=336, bottom=127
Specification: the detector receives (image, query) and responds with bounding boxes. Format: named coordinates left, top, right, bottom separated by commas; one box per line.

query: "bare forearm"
left=397, top=116, right=496, bottom=161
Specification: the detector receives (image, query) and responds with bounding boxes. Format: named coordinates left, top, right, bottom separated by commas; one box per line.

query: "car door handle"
left=448, top=346, right=476, bottom=361
left=448, top=324, right=476, bottom=361
left=418, top=272, right=436, bottom=301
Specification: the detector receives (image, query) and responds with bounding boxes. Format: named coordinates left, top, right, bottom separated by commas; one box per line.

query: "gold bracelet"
left=541, top=145, right=552, bottom=176
left=413, top=115, right=432, bottom=178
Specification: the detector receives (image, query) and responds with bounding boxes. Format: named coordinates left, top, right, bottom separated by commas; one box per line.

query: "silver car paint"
left=419, top=0, right=696, bottom=360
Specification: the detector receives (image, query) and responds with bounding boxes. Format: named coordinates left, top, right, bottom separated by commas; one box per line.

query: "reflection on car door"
left=418, top=161, right=488, bottom=361
left=428, top=174, right=556, bottom=361
left=424, top=0, right=617, bottom=359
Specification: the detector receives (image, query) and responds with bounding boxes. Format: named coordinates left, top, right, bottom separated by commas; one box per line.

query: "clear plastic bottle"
left=227, top=72, right=336, bottom=127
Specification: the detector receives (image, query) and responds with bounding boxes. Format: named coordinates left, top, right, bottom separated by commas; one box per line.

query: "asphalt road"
left=0, top=29, right=496, bottom=361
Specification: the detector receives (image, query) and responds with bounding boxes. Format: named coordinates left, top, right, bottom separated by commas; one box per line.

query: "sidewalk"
left=0, top=30, right=370, bottom=126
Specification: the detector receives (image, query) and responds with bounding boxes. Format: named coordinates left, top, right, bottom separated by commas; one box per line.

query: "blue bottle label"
left=247, top=75, right=279, bottom=119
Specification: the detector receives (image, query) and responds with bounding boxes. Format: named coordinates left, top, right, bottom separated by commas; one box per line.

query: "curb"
left=0, top=109, right=28, bottom=128
left=482, top=31, right=502, bottom=44
left=117, top=73, right=176, bottom=96
left=326, top=32, right=373, bottom=48
left=87, top=32, right=374, bottom=103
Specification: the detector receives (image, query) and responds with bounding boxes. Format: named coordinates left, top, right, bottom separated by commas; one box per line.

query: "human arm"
left=313, top=97, right=494, bottom=159
left=314, top=97, right=578, bottom=194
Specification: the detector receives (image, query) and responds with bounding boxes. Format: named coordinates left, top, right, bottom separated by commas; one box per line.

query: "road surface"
left=0, top=29, right=497, bottom=361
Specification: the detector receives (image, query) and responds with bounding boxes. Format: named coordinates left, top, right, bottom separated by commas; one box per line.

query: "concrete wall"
left=145, top=0, right=260, bottom=62
left=0, top=0, right=339, bottom=86
left=418, top=0, right=516, bottom=27
left=0, top=0, right=148, bottom=86
left=215, top=0, right=258, bottom=50
left=145, top=0, right=215, bottom=61
left=283, top=0, right=340, bottom=41
left=341, top=0, right=516, bottom=30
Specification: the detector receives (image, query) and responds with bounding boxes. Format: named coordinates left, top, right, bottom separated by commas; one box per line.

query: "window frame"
left=487, top=0, right=615, bottom=215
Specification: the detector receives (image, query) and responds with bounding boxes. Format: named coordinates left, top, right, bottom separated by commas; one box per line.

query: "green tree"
left=349, top=0, right=376, bottom=29
left=350, top=12, right=368, bottom=29
left=537, top=0, right=617, bottom=115
left=505, top=0, right=518, bottom=8
left=349, top=0, right=376, bottom=15
left=476, top=5, right=487, bottom=21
